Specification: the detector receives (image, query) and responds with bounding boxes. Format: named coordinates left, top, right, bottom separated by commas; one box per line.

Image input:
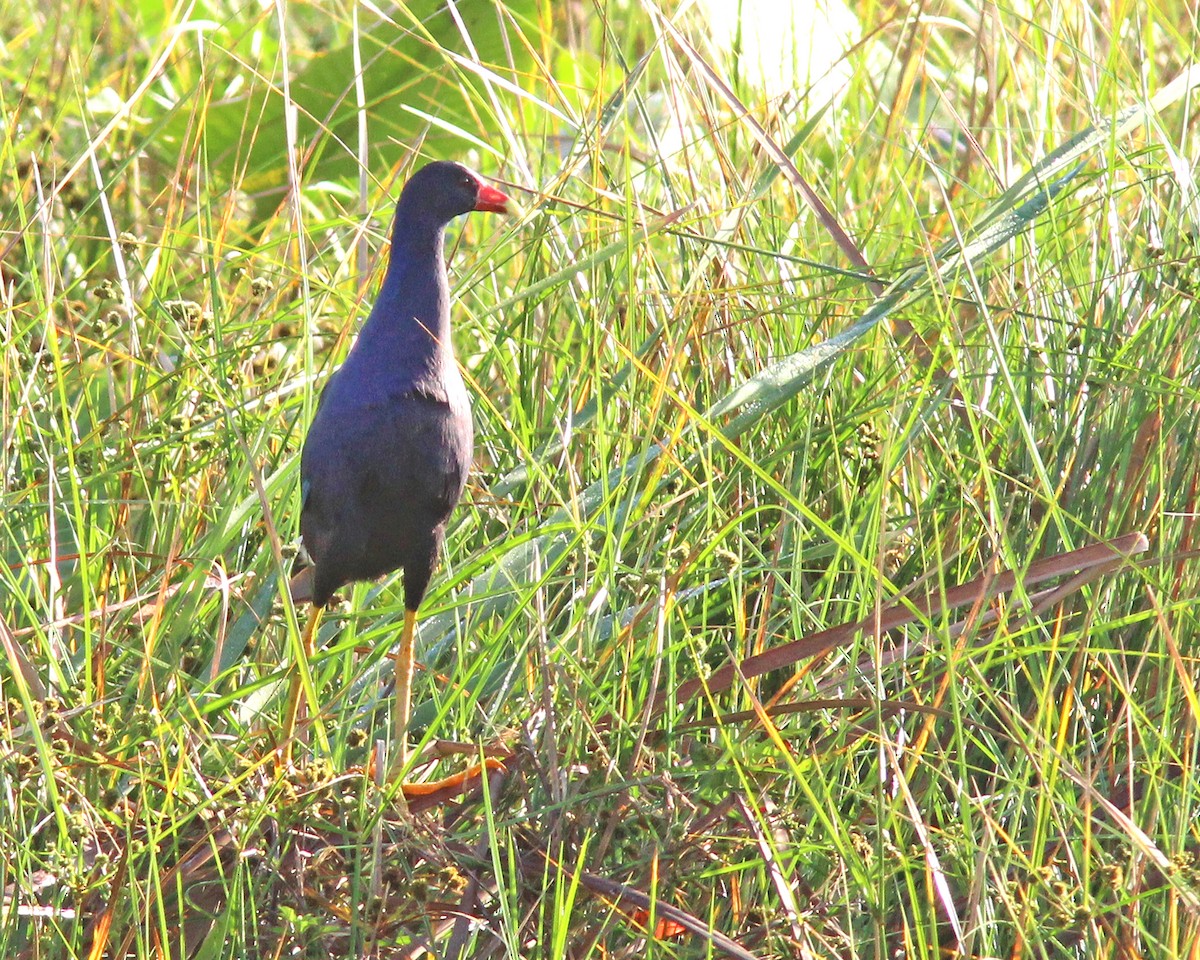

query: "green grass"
left=3, top=0, right=1200, bottom=957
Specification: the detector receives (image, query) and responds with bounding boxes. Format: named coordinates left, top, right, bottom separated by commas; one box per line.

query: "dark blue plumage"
left=299, top=160, right=509, bottom=610
left=285, top=161, right=509, bottom=771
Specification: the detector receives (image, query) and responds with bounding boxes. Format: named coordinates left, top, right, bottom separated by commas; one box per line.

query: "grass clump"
left=2, top=1, right=1199, bottom=957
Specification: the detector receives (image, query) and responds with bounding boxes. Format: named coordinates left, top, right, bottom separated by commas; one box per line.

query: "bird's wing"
left=302, top=395, right=463, bottom=515
left=363, top=391, right=468, bottom=508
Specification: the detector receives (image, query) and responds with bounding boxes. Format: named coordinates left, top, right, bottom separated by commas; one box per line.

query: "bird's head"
left=399, top=160, right=511, bottom=226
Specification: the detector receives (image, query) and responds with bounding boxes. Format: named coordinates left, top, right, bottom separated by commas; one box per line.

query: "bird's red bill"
left=474, top=183, right=510, bottom=214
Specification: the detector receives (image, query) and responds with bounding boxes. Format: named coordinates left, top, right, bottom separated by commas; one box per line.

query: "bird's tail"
left=287, top=564, right=315, bottom=605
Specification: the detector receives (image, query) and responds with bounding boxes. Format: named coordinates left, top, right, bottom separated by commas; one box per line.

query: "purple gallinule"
left=284, top=160, right=509, bottom=772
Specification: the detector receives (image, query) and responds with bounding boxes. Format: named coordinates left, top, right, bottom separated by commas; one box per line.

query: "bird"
left=282, top=160, right=510, bottom=773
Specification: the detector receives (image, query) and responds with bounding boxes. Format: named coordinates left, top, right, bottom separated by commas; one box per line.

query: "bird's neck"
left=359, top=222, right=456, bottom=381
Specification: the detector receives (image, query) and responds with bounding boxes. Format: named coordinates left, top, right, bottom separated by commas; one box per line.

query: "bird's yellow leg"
left=392, top=608, right=418, bottom=775
left=279, top=605, right=322, bottom=768
left=389, top=610, right=506, bottom=802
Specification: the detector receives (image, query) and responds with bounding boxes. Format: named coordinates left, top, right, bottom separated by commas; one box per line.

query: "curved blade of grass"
left=404, top=71, right=1195, bottom=676
left=488, top=96, right=827, bottom=501
left=435, top=148, right=1074, bottom=633
left=253, top=59, right=1200, bottom=732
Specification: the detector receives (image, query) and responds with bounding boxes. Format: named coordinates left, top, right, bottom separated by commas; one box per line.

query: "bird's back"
left=299, top=368, right=472, bottom=608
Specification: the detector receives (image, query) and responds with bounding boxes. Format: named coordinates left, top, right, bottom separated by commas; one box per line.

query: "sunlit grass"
left=2, top=0, right=1199, bottom=957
